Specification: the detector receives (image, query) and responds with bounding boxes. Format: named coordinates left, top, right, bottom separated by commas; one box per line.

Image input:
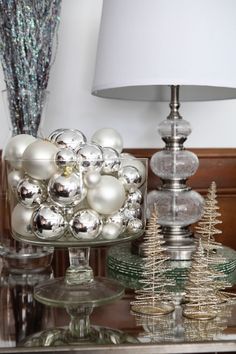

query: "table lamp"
left=92, top=0, right=236, bottom=262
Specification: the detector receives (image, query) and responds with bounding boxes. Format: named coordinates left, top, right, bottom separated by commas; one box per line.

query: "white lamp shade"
left=92, top=0, right=236, bottom=101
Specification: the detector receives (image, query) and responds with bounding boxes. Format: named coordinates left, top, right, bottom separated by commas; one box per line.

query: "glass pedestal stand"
left=12, top=233, right=141, bottom=346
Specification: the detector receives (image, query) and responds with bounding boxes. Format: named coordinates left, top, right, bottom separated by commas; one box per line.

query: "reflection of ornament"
left=102, top=223, right=122, bottom=240
left=55, top=149, right=77, bottom=169
left=54, top=129, right=87, bottom=151
left=22, top=140, right=58, bottom=180
left=4, top=134, right=36, bottom=168
left=17, top=178, right=46, bottom=208
left=77, top=143, right=103, bottom=172
left=7, top=169, right=24, bottom=192
left=123, top=203, right=142, bottom=220
left=118, top=165, right=142, bottom=192
left=11, top=203, right=35, bottom=238
left=84, top=171, right=101, bottom=189
left=91, top=128, right=123, bottom=153
left=69, top=209, right=102, bottom=240
left=32, top=204, right=67, bottom=240
left=48, top=172, right=86, bottom=207
left=87, top=175, right=126, bottom=215
left=102, top=147, right=121, bottom=174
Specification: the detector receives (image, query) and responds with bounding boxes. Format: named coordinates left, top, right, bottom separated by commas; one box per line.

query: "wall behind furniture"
left=0, top=0, right=236, bottom=149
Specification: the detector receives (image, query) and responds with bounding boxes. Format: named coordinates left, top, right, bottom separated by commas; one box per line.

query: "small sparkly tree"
left=131, top=205, right=175, bottom=316
left=183, top=239, right=223, bottom=320
left=195, top=181, right=222, bottom=257
left=194, top=181, right=231, bottom=298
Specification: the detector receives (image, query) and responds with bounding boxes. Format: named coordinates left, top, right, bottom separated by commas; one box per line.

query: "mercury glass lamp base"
left=21, top=325, right=137, bottom=347
left=107, top=243, right=236, bottom=291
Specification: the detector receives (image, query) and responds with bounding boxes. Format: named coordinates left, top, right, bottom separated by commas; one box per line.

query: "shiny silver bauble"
left=69, top=209, right=102, bottom=240
left=11, top=203, right=35, bottom=239
left=121, top=156, right=146, bottom=186
left=122, top=203, right=142, bottom=220
left=17, top=178, right=47, bottom=208
left=22, top=139, right=58, bottom=180
left=127, top=218, right=143, bottom=234
left=55, top=148, right=77, bottom=169
left=48, top=171, right=87, bottom=207
left=102, top=147, right=121, bottom=174
left=48, top=129, right=66, bottom=143
left=87, top=175, right=126, bottom=215
left=4, top=134, right=37, bottom=169
left=101, top=223, right=122, bottom=240
left=126, top=189, right=143, bottom=206
left=77, top=143, right=103, bottom=172
left=118, top=165, right=142, bottom=192
left=54, top=129, right=87, bottom=151
left=91, top=128, right=123, bottom=153
left=32, top=204, right=67, bottom=240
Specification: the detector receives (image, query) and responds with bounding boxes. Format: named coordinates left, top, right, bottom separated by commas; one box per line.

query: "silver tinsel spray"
left=0, top=0, right=62, bottom=136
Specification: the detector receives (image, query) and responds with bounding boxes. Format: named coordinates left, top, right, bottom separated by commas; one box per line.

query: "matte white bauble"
left=7, top=170, right=24, bottom=192
left=91, top=128, right=123, bottom=153
left=22, top=139, right=58, bottom=180
left=87, top=175, right=126, bottom=215
left=102, top=223, right=121, bottom=240
left=84, top=171, right=101, bottom=189
left=4, top=134, right=37, bottom=169
left=11, top=203, right=35, bottom=238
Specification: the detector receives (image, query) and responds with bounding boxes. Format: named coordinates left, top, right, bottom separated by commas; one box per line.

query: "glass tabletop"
left=1, top=264, right=236, bottom=353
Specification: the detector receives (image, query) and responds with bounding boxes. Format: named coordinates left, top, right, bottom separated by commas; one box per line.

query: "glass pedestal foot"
left=21, top=325, right=137, bottom=347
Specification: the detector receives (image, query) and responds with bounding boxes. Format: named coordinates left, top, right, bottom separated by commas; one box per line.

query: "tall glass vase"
left=0, top=90, right=54, bottom=272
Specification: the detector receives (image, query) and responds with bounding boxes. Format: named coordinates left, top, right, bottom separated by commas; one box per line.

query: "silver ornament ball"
left=17, top=177, right=47, bottom=208
left=121, top=157, right=146, bottom=186
left=54, top=129, right=87, bottom=151
left=127, top=218, right=144, bottom=234
left=77, top=143, right=103, bottom=172
left=48, top=171, right=87, bottom=207
left=69, top=209, right=102, bottom=240
left=118, top=165, right=142, bottom=192
left=87, top=175, right=126, bottom=215
left=102, top=147, right=121, bottom=174
left=32, top=204, right=67, bottom=240
left=55, top=148, right=77, bottom=169
left=48, top=129, right=66, bottom=143
left=126, top=189, right=143, bottom=206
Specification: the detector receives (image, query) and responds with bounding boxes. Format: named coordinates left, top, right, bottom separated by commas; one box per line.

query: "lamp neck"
left=167, top=85, right=182, bottom=120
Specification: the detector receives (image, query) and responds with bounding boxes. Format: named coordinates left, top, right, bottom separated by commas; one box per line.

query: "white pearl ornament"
left=4, top=134, right=36, bottom=169
left=91, top=128, right=123, bottom=153
left=22, top=139, right=58, bottom=180
left=87, top=175, right=126, bottom=215
left=102, top=223, right=122, bottom=240
left=11, top=203, right=35, bottom=238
